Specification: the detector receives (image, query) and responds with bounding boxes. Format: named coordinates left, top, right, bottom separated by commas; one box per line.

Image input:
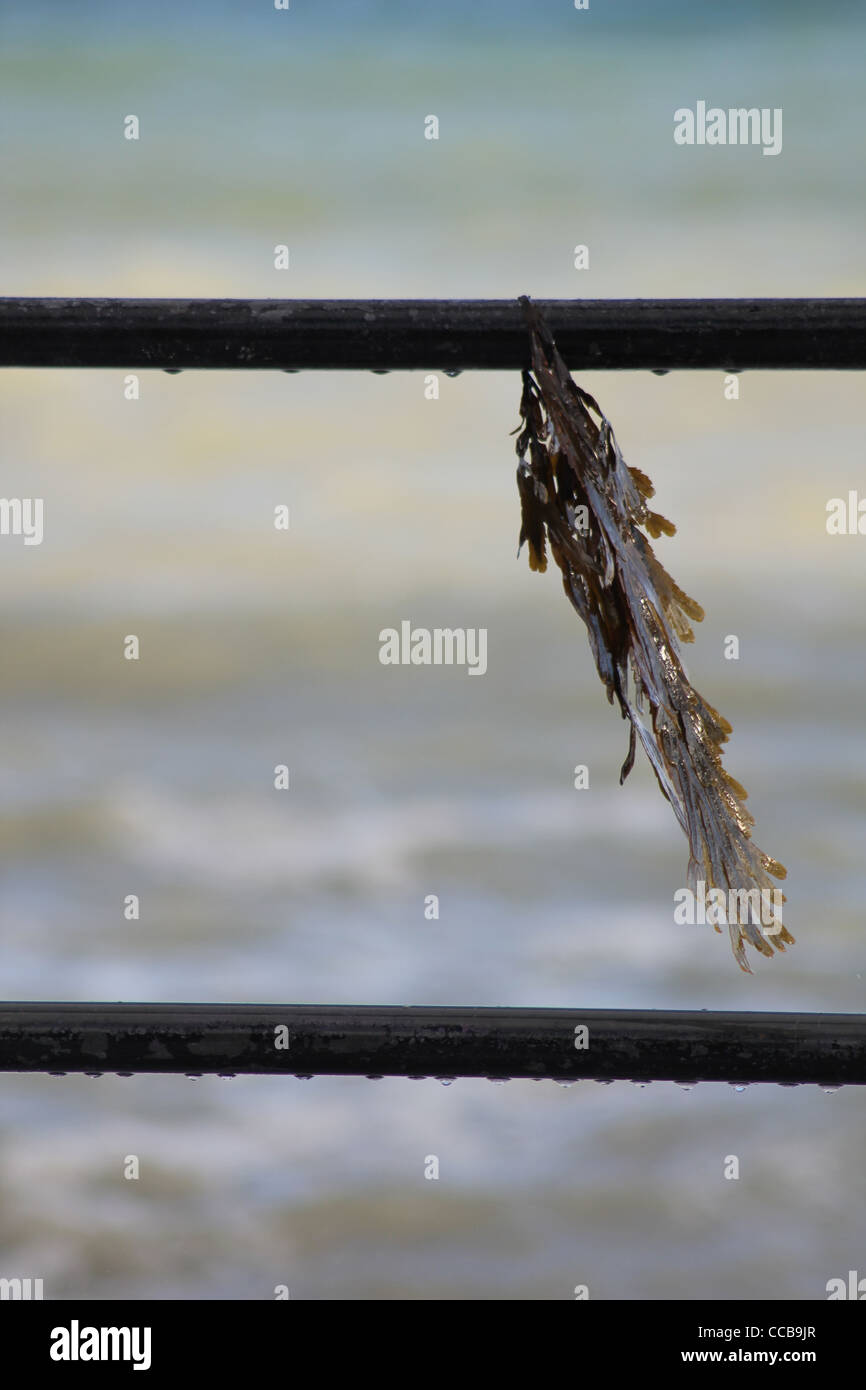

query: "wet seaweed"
left=515, top=296, right=791, bottom=971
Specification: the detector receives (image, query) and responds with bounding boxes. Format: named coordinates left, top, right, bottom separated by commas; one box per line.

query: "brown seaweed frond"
left=515, top=296, right=791, bottom=972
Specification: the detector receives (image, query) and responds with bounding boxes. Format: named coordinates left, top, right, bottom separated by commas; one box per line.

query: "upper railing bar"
left=1, top=298, right=864, bottom=371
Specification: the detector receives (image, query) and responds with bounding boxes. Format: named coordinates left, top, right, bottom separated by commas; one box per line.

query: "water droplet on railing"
left=162, top=368, right=183, bottom=375
left=444, top=368, right=463, bottom=378
left=435, top=1077, right=456, bottom=1086
left=554, top=1078, right=578, bottom=1088
left=651, top=368, right=670, bottom=377
left=365, top=1074, right=384, bottom=1081
left=370, top=369, right=391, bottom=375
left=294, top=1073, right=314, bottom=1080
left=487, top=1077, right=510, bottom=1084
left=730, top=1084, right=747, bottom=1093
left=84, top=1071, right=103, bottom=1079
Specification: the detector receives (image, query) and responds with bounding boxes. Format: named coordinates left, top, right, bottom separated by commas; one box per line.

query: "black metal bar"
left=1, top=298, right=863, bottom=371
left=1, top=1004, right=864, bottom=1084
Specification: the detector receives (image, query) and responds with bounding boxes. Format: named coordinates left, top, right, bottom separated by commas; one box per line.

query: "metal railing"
left=1, top=1004, right=864, bottom=1085
left=2, top=296, right=864, bottom=370
left=2, top=296, right=864, bottom=1084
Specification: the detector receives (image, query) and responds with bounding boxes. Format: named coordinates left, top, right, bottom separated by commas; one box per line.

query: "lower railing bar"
left=0, top=1004, right=863, bottom=1084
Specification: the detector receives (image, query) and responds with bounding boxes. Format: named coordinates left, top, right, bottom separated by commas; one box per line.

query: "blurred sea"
left=0, top=0, right=864, bottom=1299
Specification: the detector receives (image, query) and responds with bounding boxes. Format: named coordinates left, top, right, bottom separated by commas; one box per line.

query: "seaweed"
left=515, top=296, right=792, bottom=971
